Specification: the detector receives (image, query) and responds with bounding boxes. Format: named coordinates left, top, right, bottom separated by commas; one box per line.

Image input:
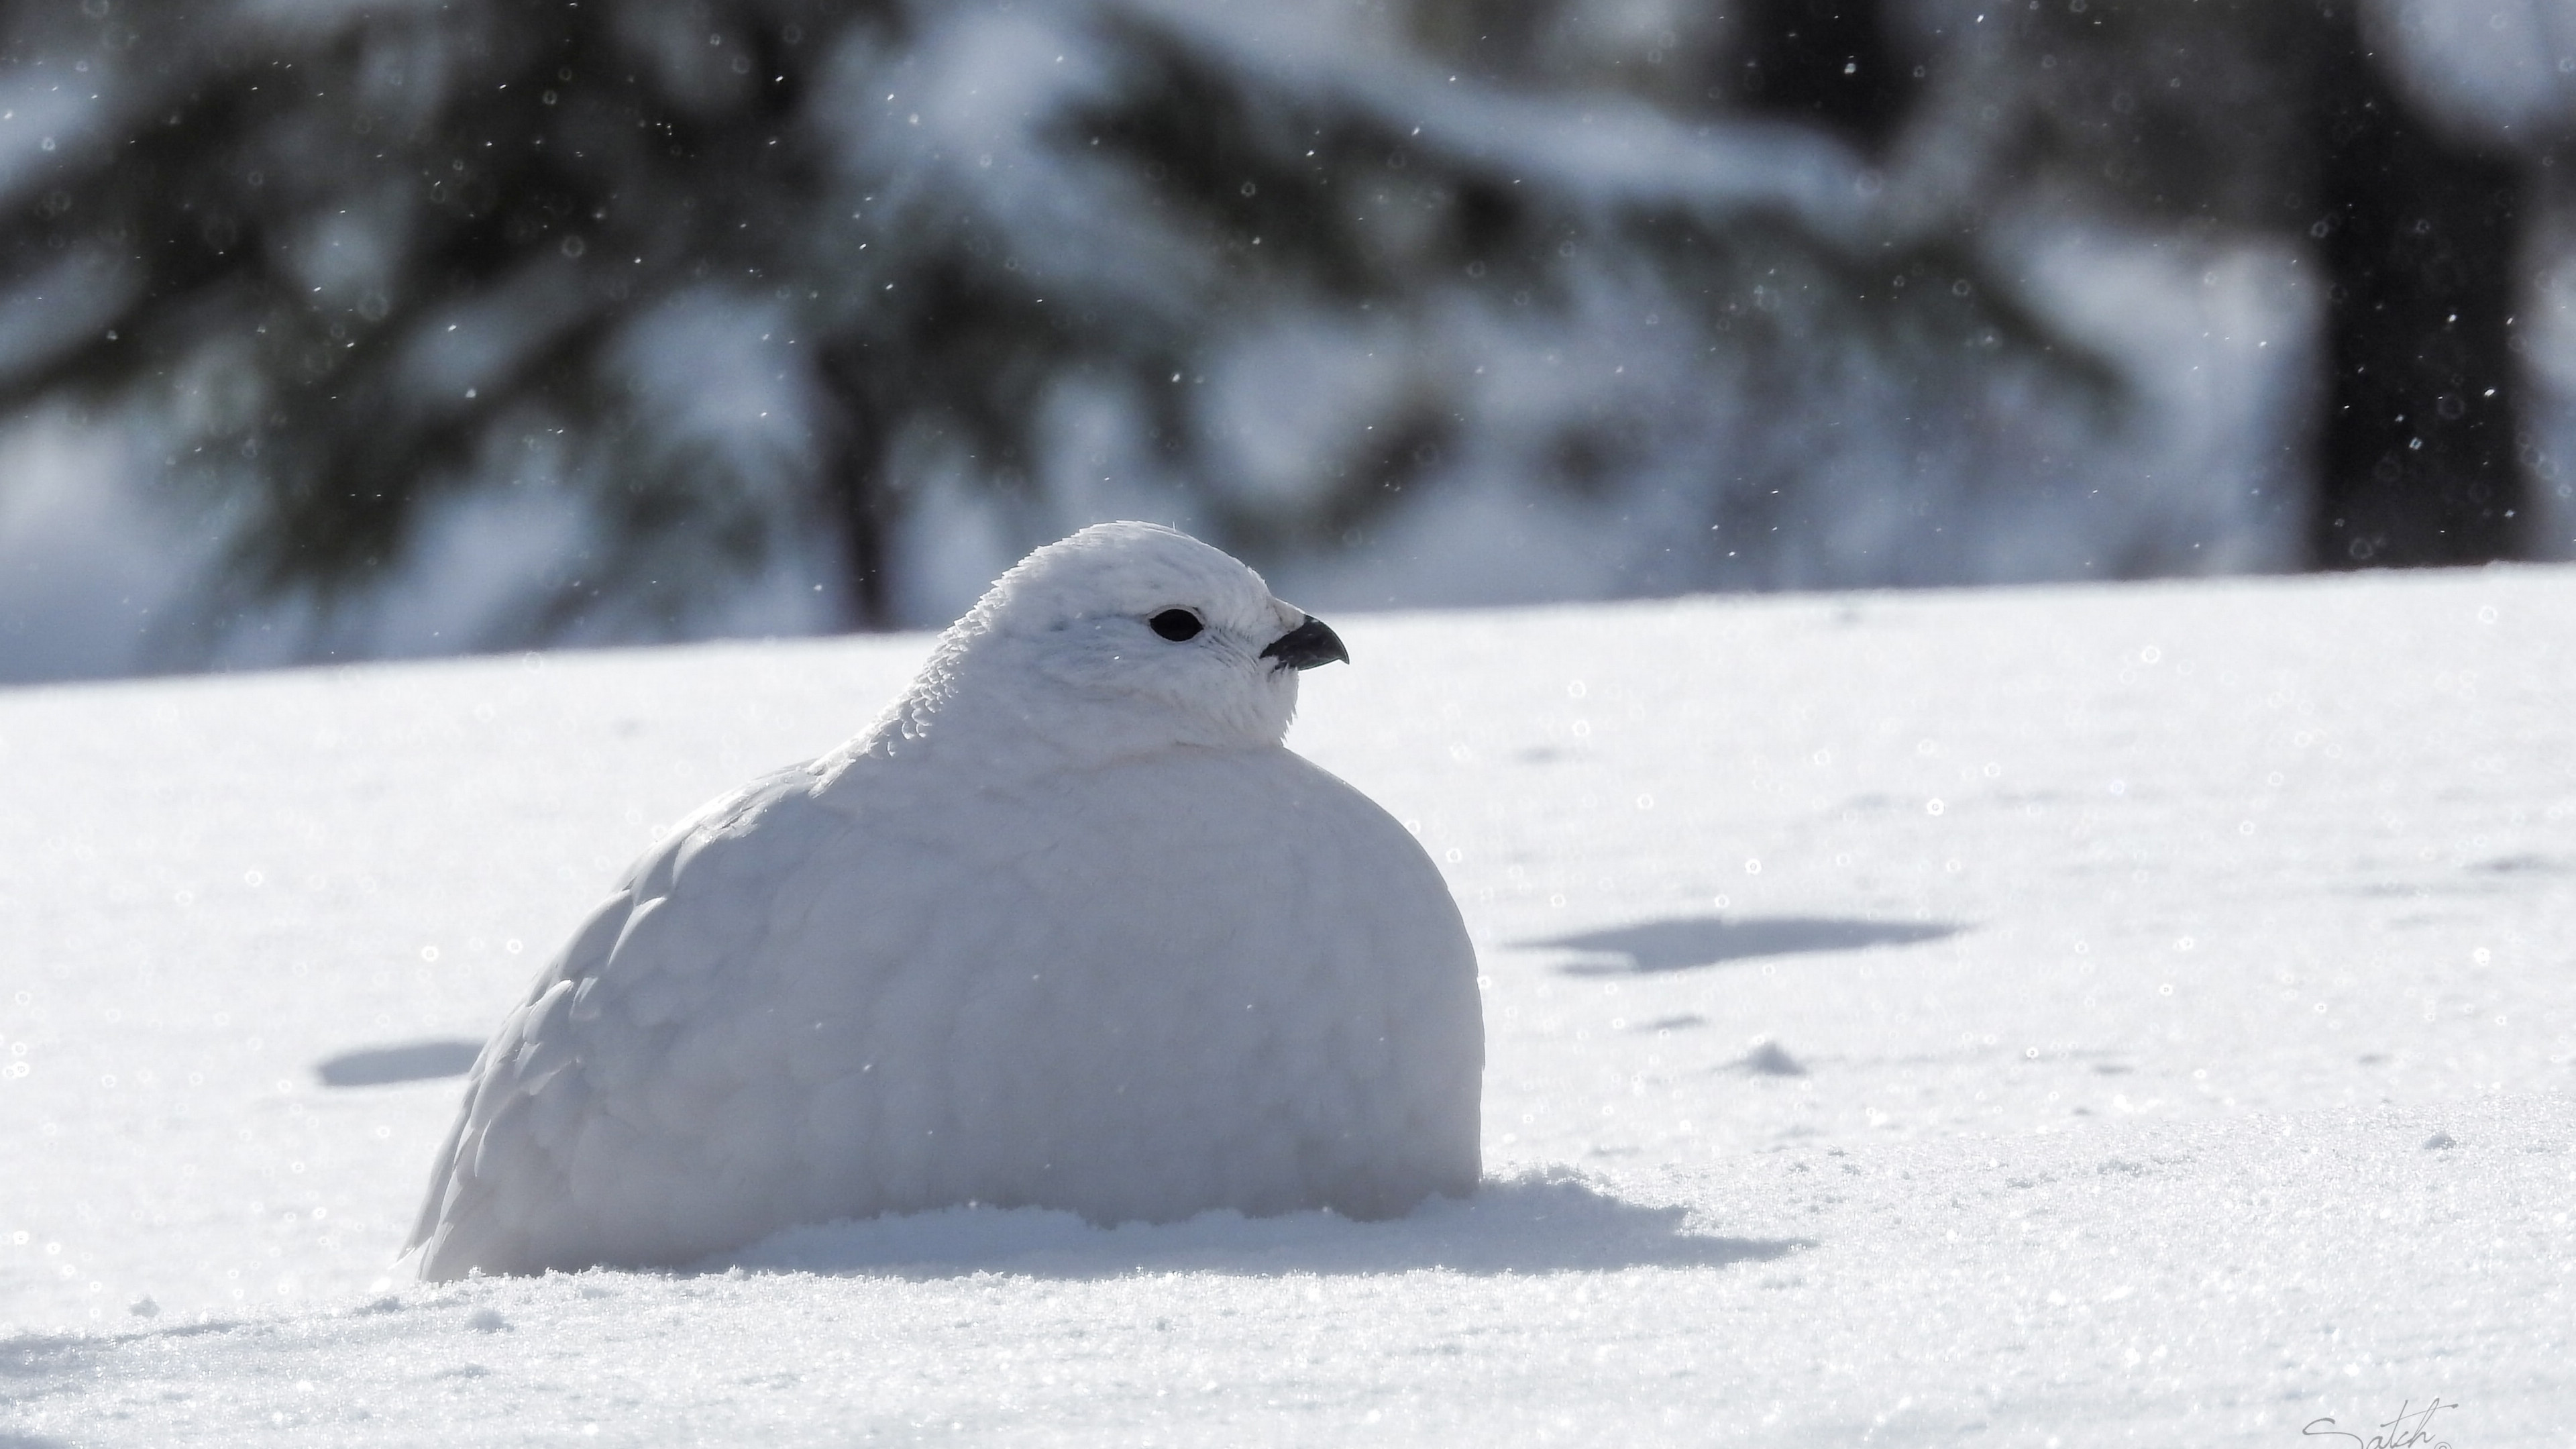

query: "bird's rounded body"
left=408, top=524, right=1482, bottom=1279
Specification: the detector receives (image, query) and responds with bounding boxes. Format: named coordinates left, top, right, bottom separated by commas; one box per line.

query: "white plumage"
left=406, top=522, right=1483, bottom=1279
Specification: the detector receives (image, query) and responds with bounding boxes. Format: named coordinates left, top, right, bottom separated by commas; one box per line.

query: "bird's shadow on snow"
left=313, top=1039, right=483, bottom=1087
left=1525, top=914, right=1959, bottom=975
left=708, top=1171, right=1801, bottom=1281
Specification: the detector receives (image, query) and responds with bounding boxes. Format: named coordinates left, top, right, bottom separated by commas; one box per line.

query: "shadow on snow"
left=313, top=1039, right=483, bottom=1087
left=1525, top=914, right=1960, bottom=975
left=0, top=1181, right=1796, bottom=1373
left=708, top=1171, right=1803, bottom=1281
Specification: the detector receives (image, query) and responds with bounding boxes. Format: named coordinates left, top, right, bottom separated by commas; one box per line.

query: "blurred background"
left=3, top=0, right=2574, bottom=682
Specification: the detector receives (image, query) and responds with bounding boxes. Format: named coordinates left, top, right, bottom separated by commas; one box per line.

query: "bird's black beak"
left=1260, top=615, right=1350, bottom=671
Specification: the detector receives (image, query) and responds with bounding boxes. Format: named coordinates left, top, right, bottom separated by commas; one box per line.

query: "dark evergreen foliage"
left=3, top=0, right=886, bottom=635
left=0, top=0, right=2090, bottom=651
left=5, top=0, right=2543, bottom=661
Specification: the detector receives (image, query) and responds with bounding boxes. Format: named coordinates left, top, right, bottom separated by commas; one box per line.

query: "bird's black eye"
left=1148, top=608, right=1203, bottom=642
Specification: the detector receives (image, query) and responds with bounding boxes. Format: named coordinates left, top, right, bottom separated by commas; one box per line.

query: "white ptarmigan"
left=405, top=522, right=1483, bottom=1279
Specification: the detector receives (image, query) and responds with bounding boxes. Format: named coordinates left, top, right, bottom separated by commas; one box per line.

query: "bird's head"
left=873, top=521, right=1348, bottom=766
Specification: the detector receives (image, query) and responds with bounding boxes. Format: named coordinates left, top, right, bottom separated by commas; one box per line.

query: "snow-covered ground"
left=3, top=565, right=2571, bottom=1445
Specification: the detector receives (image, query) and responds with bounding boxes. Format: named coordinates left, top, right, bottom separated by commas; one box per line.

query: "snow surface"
left=4, top=565, right=2573, bottom=1444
